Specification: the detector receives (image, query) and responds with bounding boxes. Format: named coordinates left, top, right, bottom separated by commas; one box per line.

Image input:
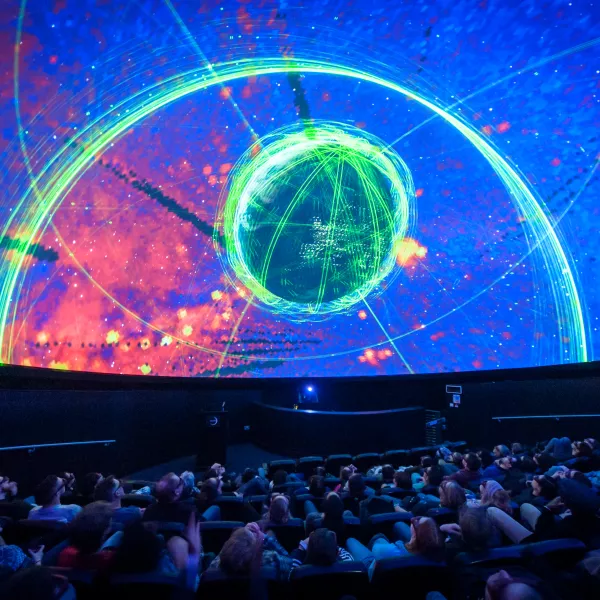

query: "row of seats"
left=267, top=441, right=467, bottom=476
left=45, top=538, right=587, bottom=600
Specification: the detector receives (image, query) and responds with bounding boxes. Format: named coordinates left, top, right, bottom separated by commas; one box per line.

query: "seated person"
left=388, top=470, right=413, bottom=492
left=414, top=465, right=444, bottom=496
left=57, top=501, right=116, bottom=570
left=179, top=471, right=200, bottom=501
left=237, top=468, right=269, bottom=497
left=28, top=475, right=82, bottom=523
left=0, top=475, right=33, bottom=520
left=447, top=453, right=482, bottom=487
left=565, top=440, right=596, bottom=472
left=438, top=480, right=467, bottom=512
left=0, top=519, right=44, bottom=582
left=543, top=437, right=572, bottom=462
left=341, top=474, right=374, bottom=516
left=93, top=475, right=142, bottom=526
left=379, top=464, right=396, bottom=489
left=262, top=494, right=291, bottom=527
left=207, top=522, right=293, bottom=581
left=347, top=516, right=444, bottom=577
left=57, top=472, right=77, bottom=504
left=290, top=528, right=352, bottom=568
left=294, top=474, right=327, bottom=498
left=333, top=465, right=355, bottom=493
left=305, top=492, right=354, bottom=544
left=512, top=474, right=558, bottom=507
left=0, top=566, right=74, bottom=600
left=473, top=480, right=513, bottom=515
left=441, top=506, right=503, bottom=554
left=493, top=445, right=511, bottom=459
left=143, top=472, right=194, bottom=524
left=439, top=452, right=463, bottom=476
left=195, top=478, right=222, bottom=521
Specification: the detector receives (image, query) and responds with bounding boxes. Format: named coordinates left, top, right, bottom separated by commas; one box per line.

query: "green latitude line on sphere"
left=217, top=121, right=415, bottom=320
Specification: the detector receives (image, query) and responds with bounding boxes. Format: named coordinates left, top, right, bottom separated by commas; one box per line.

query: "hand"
left=211, top=463, right=225, bottom=476
left=440, top=523, right=462, bottom=536
left=348, top=464, right=357, bottom=473
left=245, top=522, right=265, bottom=545
left=183, top=512, right=201, bottom=556
left=28, top=545, right=44, bottom=565
left=394, top=505, right=407, bottom=513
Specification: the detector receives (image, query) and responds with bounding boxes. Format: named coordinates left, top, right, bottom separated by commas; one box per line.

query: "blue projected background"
left=0, top=0, right=599, bottom=378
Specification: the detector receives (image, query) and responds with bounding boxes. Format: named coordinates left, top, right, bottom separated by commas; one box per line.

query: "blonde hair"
left=218, top=528, right=262, bottom=575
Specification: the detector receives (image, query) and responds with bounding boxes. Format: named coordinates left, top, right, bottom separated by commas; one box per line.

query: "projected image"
left=0, top=1, right=599, bottom=377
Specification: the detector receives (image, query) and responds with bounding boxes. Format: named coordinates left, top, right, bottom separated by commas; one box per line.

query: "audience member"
left=393, top=470, right=413, bottom=490
left=439, top=480, right=467, bottom=511
left=78, top=472, right=103, bottom=505
left=447, top=453, right=482, bottom=487
left=28, top=475, right=82, bottom=523
left=208, top=522, right=293, bottom=580
left=142, top=472, right=194, bottom=525
left=57, top=501, right=115, bottom=570
left=442, top=506, right=501, bottom=553
left=179, top=471, right=200, bottom=501
left=290, top=528, right=352, bottom=568
left=93, top=475, right=142, bottom=526
left=0, top=566, right=74, bottom=600
left=543, top=437, right=572, bottom=462
left=264, top=494, right=291, bottom=526
left=493, top=445, right=511, bottom=458
left=477, top=480, right=513, bottom=514
left=196, top=478, right=222, bottom=520
left=0, top=475, right=33, bottom=520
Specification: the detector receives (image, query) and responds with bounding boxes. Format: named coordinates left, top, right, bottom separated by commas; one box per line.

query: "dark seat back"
left=272, top=481, right=305, bottom=495
left=379, top=488, right=417, bottom=500
left=290, top=561, right=369, bottom=600
left=383, top=450, right=410, bottom=468
left=267, top=519, right=305, bottom=552
left=122, top=480, right=155, bottom=493
left=368, top=512, right=413, bottom=539
left=199, top=521, right=244, bottom=554
left=121, top=494, right=156, bottom=509
left=110, top=572, right=178, bottom=600
left=268, top=459, right=297, bottom=476
left=352, top=453, right=381, bottom=473
left=326, top=455, right=353, bottom=476
left=297, top=456, right=324, bottom=479
left=215, top=496, right=246, bottom=522
left=406, top=446, right=437, bottom=466
left=522, top=538, right=587, bottom=568
left=13, top=519, right=68, bottom=549
left=427, top=507, right=458, bottom=526
left=363, top=477, right=380, bottom=491
left=371, top=555, right=450, bottom=595
left=454, top=545, right=528, bottom=568
left=247, top=494, right=267, bottom=515
left=199, top=566, right=284, bottom=598
left=295, top=494, right=325, bottom=518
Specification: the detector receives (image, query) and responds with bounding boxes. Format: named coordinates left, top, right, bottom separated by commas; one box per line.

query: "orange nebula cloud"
left=395, top=238, right=428, bottom=267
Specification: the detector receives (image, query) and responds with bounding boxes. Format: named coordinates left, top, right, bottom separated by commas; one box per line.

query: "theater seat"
left=214, top=495, right=246, bottom=522
left=268, top=459, right=297, bottom=475
left=13, top=519, right=68, bottom=549
left=121, top=493, right=156, bottom=509
left=406, top=446, right=437, bottom=466
left=324, top=477, right=341, bottom=489
left=199, top=521, right=244, bottom=554
left=267, top=518, right=305, bottom=552
left=521, top=538, right=587, bottom=568
left=378, top=488, right=417, bottom=500
left=368, top=512, right=413, bottom=539
left=122, top=480, right=155, bottom=493
left=352, top=453, right=381, bottom=473
left=247, top=494, right=267, bottom=515
left=427, top=507, right=458, bottom=526
left=453, top=545, right=529, bottom=568
left=326, top=454, right=353, bottom=475
left=199, top=566, right=286, bottom=598
left=364, top=477, right=380, bottom=491
left=382, top=449, right=409, bottom=468
left=370, top=555, right=450, bottom=595
left=297, top=456, right=324, bottom=479
left=295, top=494, right=325, bottom=518
left=48, top=567, right=99, bottom=600
left=290, top=561, right=369, bottom=600
left=110, top=572, right=179, bottom=600
left=272, top=481, right=306, bottom=495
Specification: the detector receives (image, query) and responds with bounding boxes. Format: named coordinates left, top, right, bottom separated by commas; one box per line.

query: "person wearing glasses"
left=28, top=475, right=82, bottom=523
left=143, top=472, right=195, bottom=525
left=93, top=475, right=142, bottom=526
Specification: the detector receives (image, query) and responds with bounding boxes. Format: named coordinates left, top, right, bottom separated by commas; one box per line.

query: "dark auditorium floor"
left=125, top=443, right=291, bottom=480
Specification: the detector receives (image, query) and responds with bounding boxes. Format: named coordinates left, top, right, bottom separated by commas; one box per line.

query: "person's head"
left=405, top=516, right=444, bottom=559
left=519, top=456, right=536, bottom=473
left=0, top=566, right=71, bottom=600
left=179, top=471, right=197, bottom=499
left=572, top=440, right=593, bottom=458
left=393, top=470, right=413, bottom=490
left=93, top=475, right=125, bottom=505
left=347, top=473, right=366, bottom=497
left=57, top=472, right=76, bottom=493
left=112, top=521, right=163, bottom=573
left=322, top=491, right=344, bottom=519
left=497, top=457, right=513, bottom=471
left=154, top=472, right=184, bottom=504
left=533, top=453, right=556, bottom=471
left=271, top=470, right=288, bottom=487
left=267, top=494, right=290, bottom=524
left=531, top=475, right=558, bottom=499
left=493, top=445, right=510, bottom=458
left=314, top=466, right=327, bottom=477
left=420, top=456, right=434, bottom=469
left=451, top=452, right=464, bottom=465
left=218, top=525, right=263, bottom=576
left=423, top=465, right=444, bottom=487
left=35, top=475, right=66, bottom=507
left=585, top=438, right=598, bottom=450
left=485, top=569, right=544, bottom=600
left=557, top=478, right=600, bottom=517
left=68, top=501, right=113, bottom=554
left=478, top=450, right=495, bottom=469
left=459, top=506, right=495, bottom=551
left=568, top=470, right=593, bottom=488
left=381, top=464, right=395, bottom=483
left=339, top=466, right=353, bottom=485
left=439, top=480, right=466, bottom=510
left=0, top=475, right=18, bottom=500
left=199, top=478, right=221, bottom=506
left=309, top=475, right=326, bottom=497
left=511, top=443, right=524, bottom=455
left=305, top=528, right=338, bottom=566
left=241, top=468, right=257, bottom=484
left=80, top=473, right=103, bottom=499
left=463, top=453, right=482, bottom=472
left=480, top=481, right=512, bottom=514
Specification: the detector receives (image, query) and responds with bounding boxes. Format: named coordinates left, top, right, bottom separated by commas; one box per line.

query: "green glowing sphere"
left=218, top=122, right=415, bottom=319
